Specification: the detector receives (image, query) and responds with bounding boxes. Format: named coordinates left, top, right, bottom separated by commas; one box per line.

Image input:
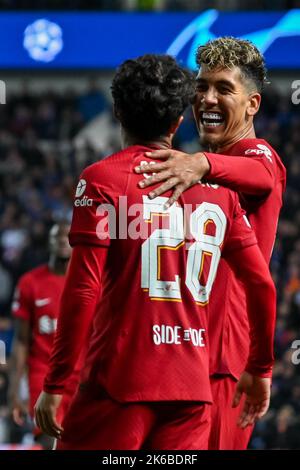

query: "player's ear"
left=169, top=115, right=184, bottom=137
left=247, top=92, right=261, bottom=117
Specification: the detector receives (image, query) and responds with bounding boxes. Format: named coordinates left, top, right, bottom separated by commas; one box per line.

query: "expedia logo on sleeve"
left=245, top=144, right=273, bottom=163
left=74, top=179, right=93, bottom=207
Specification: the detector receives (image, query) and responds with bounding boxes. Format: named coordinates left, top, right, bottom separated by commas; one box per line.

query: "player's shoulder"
left=241, top=138, right=286, bottom=180
left=235, top=138, right=281, bottom=163
left=82, top=150, right=121, bottom=176
left=81, top=146, right=142, bottom=180
left=18, top=264, right=49, bottom=286
left=78, top=146, right=154, bottom=200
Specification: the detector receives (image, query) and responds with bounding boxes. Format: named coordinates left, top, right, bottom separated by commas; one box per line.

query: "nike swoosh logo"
left=35, top=298, right=51, bottom=307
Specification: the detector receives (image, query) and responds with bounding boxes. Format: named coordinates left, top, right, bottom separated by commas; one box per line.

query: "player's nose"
left=201, top=87, right=218, bottom=106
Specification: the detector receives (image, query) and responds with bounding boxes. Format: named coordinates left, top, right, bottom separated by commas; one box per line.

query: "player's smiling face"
left=193, top=65, right=260, bottom=151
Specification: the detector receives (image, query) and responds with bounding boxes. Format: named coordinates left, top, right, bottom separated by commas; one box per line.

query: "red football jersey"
left=206, top=138, right=286, bottom=378
left=12, top=265, right=65, bottom=375
left=68, top=144, right=257, bottom=403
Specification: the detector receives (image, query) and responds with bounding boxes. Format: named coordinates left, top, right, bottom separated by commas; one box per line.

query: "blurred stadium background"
left=0, top=0, right=300, bottom=449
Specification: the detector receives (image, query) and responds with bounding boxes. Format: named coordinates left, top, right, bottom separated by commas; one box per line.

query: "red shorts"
left=208, top=375, right=253, bottom=450
left=57, top=384, right=211, bottom=450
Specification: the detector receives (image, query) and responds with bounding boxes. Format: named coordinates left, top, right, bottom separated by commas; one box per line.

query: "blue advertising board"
left=0, top=10, right=299, bottom=69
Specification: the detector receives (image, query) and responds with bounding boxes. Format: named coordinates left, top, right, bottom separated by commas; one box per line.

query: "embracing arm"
left=203, top=152, right=274, bottom=195
left=135, top=149, right=274, bottom=206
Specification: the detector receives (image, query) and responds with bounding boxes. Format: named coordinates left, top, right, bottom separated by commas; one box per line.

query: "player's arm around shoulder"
left=133, top=140, right=278, bottom=206
left=203, top=141, right=277, bottom=196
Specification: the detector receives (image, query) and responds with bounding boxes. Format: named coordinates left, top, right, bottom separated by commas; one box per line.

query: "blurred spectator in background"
left=78, top=80, right=109, bottom=123
left=8, top=222, right=75, bottom=449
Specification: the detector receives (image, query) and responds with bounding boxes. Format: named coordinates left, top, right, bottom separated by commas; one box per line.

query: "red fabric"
left=225, top=245, right=276, bottom=377
left=57, top=371, right=80, bottom=423
left=57, top=385, right=211, bottom=450
left=44, top=145, right=274, bottom=403
left=205, top=139, right=286, bottom=379
left=208, top=375, right=253, bottom=450
left=44, top=246, right=105, bottom=394
left=204, top=138, right=286, bottom=197
left=30, top=370, right=79, bottom=432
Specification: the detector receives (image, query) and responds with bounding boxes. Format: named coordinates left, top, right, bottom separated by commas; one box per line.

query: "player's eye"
left=196, top=82, right=207, bottom=91
left=218, top=86, right=231, bottom=94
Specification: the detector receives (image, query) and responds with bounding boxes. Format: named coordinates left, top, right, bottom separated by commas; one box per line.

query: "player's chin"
left=200, top=130, right=223, bottom=148
left=57, top=254, right=71, bottom=262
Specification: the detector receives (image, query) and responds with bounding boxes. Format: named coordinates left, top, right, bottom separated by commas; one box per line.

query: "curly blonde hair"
left=196, top=37, right=267, bottom=92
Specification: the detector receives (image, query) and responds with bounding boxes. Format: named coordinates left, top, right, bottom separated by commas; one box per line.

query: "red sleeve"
left=203, top=152, right=275, bottom=196
left=222, top=197, right=257, bottom=256
left=11, top=276, right=33, bottom=322
left=43, top=245, right=107, bottom=394
left=225, top=245, right=276, bottom=378
left=69, top=166, right=114, bottom=248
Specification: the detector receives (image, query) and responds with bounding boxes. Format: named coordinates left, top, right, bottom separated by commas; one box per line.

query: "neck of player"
left=48, top=255, right=69, bottom=276
left=122, top=130, right=173, bottom=151
left=211, top=124, right=256, bottom=154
